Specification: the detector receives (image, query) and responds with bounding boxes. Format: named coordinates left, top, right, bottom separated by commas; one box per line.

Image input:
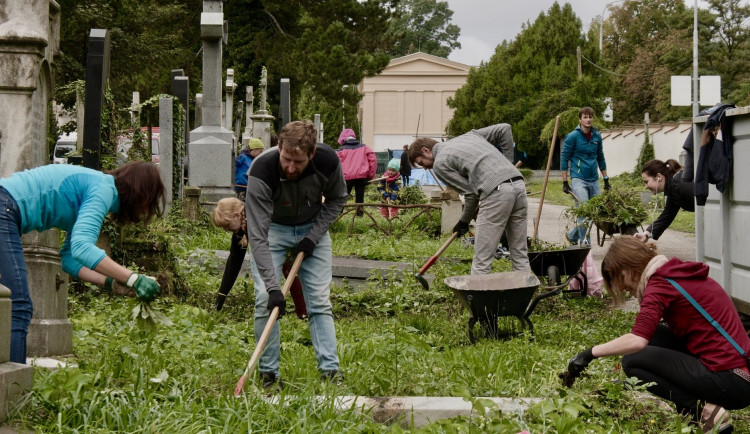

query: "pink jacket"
left=337, top=141, right=376, bottom=181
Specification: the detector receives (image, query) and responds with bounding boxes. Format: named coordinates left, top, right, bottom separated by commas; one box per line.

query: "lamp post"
left=599, top=0, right=626, bottom=52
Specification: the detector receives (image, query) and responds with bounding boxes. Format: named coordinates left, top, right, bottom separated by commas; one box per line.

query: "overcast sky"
left=445, top=0, right=710, bottom=66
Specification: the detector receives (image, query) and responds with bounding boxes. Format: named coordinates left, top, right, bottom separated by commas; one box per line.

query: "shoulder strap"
left=665, top=278, right=746, bottom=357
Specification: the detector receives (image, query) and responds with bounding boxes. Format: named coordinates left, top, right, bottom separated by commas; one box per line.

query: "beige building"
left=359, top=52, right=471, bottom=153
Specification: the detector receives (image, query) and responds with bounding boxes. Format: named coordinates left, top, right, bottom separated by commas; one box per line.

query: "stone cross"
left=82, top=29, right=111, bottom=169
left=186, top=0, right=234, bottom=201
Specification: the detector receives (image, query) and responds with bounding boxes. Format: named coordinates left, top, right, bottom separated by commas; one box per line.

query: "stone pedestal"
left=0, top=284, right=34, bottom=422
left=23, top=231, right=73, bottom=357
left=184, top=186, right=202, bottom=221
left=432, top=189, right=463, bottom=235
left=251, top=113, right=275, bottom=149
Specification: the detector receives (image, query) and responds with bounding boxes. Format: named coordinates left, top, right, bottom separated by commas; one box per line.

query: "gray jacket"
left=245, top=144, right=347, bottom=292
left=433, top=124, right=522, bottom=223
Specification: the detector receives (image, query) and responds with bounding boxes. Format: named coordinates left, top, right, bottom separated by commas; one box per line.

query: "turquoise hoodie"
left=0, top=164, right=119, bottom=277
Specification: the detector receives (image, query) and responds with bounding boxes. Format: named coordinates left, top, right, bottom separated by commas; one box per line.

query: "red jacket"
left=632, top=258, right=750, bottom=371
left=337, top=141, right=376, bottom=181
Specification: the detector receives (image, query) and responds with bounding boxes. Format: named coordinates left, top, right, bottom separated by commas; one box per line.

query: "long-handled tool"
left=414, top=232, right=459, bottom=290
left=533, top=116, right=560, bottom=241
left=233, top=252, right=304, bottom=396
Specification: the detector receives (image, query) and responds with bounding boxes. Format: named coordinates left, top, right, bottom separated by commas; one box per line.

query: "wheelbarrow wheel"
left=546, top=265, right=560, bottom=286
left=468, top=316, right=478, bottom=344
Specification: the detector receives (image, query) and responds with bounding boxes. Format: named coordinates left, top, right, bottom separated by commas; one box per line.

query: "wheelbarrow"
left=444, top=246, right=591, bottom=343
left=523, top=245, right=591, bottom=317
left=444, top=272, right=540, bottom=343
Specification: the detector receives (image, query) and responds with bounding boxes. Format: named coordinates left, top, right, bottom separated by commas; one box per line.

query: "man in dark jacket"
left=245, top=120, right=347, bottom=387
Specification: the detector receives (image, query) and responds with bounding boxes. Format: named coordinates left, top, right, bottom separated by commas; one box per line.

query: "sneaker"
left=260, top=371, right=280, bottom=390
left=701, top=404, right=732, bottom=433
left=321, top=370, right=344, bottom=384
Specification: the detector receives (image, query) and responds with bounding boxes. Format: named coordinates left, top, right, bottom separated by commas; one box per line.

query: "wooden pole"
left=533, top=116, right=560, bottom=240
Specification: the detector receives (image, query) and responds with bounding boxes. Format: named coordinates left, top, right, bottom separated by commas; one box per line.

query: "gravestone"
left=129, top=91, right=140, bottom=125
left=82, top=29, right=110, bottom=170
left=0, top=0, right=61, bottom=418
left=187, top=0, right=233, bottom=202
left=242, top=86, right=254, bottom=146
left=280, top=78, right=291, bottom=128
left=224, top=68, right=236, bottom=131
left=250, top=67, right=275, bottom=148
left=159, top=97, right=174, bottom=210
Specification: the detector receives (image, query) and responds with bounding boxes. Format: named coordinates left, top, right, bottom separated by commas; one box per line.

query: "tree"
left=702, top=0, right=750, bottom=104
left=387, top=0, right=461, bottom=58
left=447, top=2, right=607, bottom=161
left=600, top=0, right=694, bottom=123
left=224, top=0, right=397, bottom=133
left=56, top=0, right=202, bottom=113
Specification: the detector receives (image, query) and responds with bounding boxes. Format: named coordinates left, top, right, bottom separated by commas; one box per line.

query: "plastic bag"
left=569, top=251, right=603, bottom=298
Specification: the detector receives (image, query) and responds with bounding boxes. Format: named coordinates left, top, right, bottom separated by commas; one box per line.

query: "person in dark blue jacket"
left=234, top=138, right=265, bottom=201
left=0, top=162, right=165, bottom=363
left=560, top=107, right=610, bottom=245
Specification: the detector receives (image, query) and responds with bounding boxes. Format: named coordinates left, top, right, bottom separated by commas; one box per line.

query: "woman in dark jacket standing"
left=636, top=159, right=694, bottom=242
left=400, top=144, right=411, bottom=186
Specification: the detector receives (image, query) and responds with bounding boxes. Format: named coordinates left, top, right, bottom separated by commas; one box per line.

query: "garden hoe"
left=233, top=252, right=304, bottom=396
left=414, top=232, right=459, bottom=290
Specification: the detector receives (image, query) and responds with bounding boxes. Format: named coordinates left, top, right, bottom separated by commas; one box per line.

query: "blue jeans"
left=567, top=178, right=601, bottom=245
left=0, top=187, right=31, bottom=364
left=250, top=222, right=339, bottom=376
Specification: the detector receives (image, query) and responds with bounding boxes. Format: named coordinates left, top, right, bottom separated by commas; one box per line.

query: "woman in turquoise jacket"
left=0, top=161, right=165, bottom=363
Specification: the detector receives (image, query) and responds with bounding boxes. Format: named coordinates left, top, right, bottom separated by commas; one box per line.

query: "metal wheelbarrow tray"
left=444, top=272, right=540, bottom=343
left=523, top=245, right=591, bottom=321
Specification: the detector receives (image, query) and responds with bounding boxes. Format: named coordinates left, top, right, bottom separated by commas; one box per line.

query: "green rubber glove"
left=104, top=277, right=114, bottom=292
left=126, top=273, right=161, bottom=302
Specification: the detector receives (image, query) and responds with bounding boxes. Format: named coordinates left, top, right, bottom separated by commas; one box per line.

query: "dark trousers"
left=401, top=174, right=410, bottom=186
left=346, top=178, right=367, bottom=215
left=622, top=324, right=750, bottom=420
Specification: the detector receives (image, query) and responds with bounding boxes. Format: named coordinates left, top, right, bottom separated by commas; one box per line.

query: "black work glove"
left=567, top=347, right=596, bottom=379
left=266, top=289, right=286, bottom=317
left=292, top=237, right=315, bottom=259
left=603, top=177, right=611, bottom=191
left=452, top=220, right=470, bottom=237
left=562, top=180, right=571, bottom=194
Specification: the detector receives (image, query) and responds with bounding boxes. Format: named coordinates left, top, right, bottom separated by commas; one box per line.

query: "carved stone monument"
left=0, top=0, right=60, bottom=417
left=250, top=67, right=275, bottom=148
left=187, top=0, right=233, bottom=201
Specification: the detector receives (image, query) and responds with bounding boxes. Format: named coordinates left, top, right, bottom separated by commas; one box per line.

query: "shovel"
left=414, top=232, right=459, bottom=290
left=233, top=252, right=304, bottom=396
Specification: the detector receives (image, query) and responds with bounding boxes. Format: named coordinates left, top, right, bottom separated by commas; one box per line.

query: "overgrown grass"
left=8, top=201, right=723, bottom=432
